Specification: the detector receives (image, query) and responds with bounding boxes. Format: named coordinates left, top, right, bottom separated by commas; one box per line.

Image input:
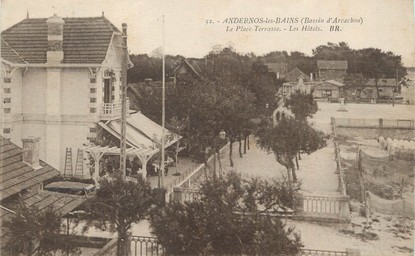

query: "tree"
left=255, top=117, right=326, bottom=182
left=284, top=90, right=318, bottom=121
left=3, top=203, right=80, bottom=256
left=150, top=171, right=302, bottom=255
left=84, top=173, right=154, bottom=256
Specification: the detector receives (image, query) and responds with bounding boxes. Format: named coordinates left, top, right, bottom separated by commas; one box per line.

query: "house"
left=0, top=136, right=85, bottom=254
left=172, top=58, right=204, bottom=80
left=317, top=60, right=348, bottom=80
left=281, top=68, right=319, bottom=96
left=360, top=79, right=397, bottom=99
left=283, top=67, right=311, bottom=82
left=312, top=80, right=345, bottom=99
left=0, top=14, right=133, bottom=174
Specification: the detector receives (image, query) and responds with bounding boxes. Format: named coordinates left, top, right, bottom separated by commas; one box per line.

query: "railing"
left=173, top=187, right=201, bottom=203
left=297, top=194, right=349, bottom=216
left=128, top=236, right=354, bottom=256
left=299, top=249, right=348, bottom=256
left=130, top=236, right=163, bottom=256
left=334, top=118, right=414, bottom=129
left=100, top=99, right=130, bottom=120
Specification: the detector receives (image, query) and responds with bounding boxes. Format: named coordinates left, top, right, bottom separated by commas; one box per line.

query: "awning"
left=99, top=111, right=181, bottom=151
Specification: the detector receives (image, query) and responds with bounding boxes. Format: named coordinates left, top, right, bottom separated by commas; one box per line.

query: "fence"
left=333, top=118, right=415, bottom=129
left=127, top=236, right=356, bottom=256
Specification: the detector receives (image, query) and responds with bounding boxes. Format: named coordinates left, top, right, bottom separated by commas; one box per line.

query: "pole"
left=120, top=23, right=128, bottom=179
left=159, top=15, right=166, bottom=188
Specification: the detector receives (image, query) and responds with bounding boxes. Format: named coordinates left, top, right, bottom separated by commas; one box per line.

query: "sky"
left=1, top=0, right=415, bottom=66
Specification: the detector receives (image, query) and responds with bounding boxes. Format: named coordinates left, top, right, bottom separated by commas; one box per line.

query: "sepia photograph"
left=0, top=0, right=414, bottom=255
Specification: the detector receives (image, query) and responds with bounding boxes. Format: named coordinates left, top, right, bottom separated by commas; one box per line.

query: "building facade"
left=317, top=60, right=348, bottom=80
left=1, top=14, right=129, bottom=173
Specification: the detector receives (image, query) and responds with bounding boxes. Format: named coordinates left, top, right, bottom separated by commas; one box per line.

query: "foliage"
left=150, top=171, right=302, bottom=255
left=255, top=117, right=326, bottom=182
left=284, top=90, right=318, bottom=121
left=84, top=173, right=154, bottom=256
left=3, top=203, right=80, bottom=256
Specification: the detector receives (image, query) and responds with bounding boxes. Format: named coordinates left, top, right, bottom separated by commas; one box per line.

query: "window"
left=322, top=90, right=332, bottom=97
left=90, top=88, right=97, bottom=93
left=3, top=108, right=11, bottom=113
left=3, top=98, right=11, bottom=103
left=89, top=127, right=96, bottom=133
left=4, top=88, right=11, bottom=93
left=90, top=108, right=96, bottom=113
left=90, top=98, right=96, bottom=103
left=90, top=78, right=96, bottom=83
left=378, top=88, right=383, bottom=92
left=3, top=128, right=11, bottom=134
left=3, top=77, right=11, bottom=83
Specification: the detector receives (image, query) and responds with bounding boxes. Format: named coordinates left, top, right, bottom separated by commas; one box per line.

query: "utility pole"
left=159, top=15, right=166, bottom=188
left=120, top=23, right=128, bottom=179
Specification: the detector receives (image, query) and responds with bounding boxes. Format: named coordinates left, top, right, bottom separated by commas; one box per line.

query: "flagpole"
left=160, top=15, right=166, bottom=188
left=120, top=23, right=128, bottom=179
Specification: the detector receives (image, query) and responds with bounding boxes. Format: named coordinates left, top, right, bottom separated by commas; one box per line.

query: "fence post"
left=294, top=193, right=304, bottom=213
left=173, top=187, right=182, bottom=202
left=126, top=232, right=132, bottom=256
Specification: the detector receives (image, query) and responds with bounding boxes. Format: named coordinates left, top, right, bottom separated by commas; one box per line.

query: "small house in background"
left=317, top=60, right=348, bottom=80
left=359, top=78, right=398, bottom=99
left=281, top=67, right=319, bottom=96
left=283, top=67, right=311, bottom=82
left=172, top=58, right=204, bottom=80
left=312, top=80, right=345, bottom=100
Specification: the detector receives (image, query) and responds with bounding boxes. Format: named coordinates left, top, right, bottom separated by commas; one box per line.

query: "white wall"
left=61, top=68, right=90, bottom=115
left=22, top=68, right=47, bottom=115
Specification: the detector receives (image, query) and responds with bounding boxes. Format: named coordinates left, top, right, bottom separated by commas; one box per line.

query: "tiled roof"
left=283, top=67, right=310, bottom=82
left=173, top=58, right=202, bottom=78
left=0, top=136, right=60, bottom=201
left=317, top=60, right=348, bottom=70
left=1, top=38, right=26, bottom=64
left=365, top=78, right=397, bottom=87
left=1, top=16, right=120, bottom=64
left=0, top=190, right=85, bottom=243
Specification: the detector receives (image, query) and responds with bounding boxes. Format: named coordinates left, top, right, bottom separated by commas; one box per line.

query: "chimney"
left=122, top=23, right=128, bottom=37
left=22, top=137, right=42, bottom=170
left=46, top=14, right=65, bottom=63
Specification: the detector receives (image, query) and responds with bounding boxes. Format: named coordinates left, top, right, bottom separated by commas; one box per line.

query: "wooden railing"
left=100, top=99, right=130, bottom=120
left=296, top=194, right=349, bottom=216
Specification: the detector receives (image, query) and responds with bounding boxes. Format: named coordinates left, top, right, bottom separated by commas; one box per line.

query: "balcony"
left=100, top=99, right=130, bottom=120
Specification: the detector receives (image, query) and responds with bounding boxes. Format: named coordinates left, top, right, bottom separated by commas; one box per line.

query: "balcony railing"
left=100, top=99, right=130, bottom=120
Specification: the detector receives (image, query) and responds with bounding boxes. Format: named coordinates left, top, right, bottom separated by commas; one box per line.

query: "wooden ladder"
left=64, top=148, right=73, bottom=177
left=74, top=148, right=84, bottom=178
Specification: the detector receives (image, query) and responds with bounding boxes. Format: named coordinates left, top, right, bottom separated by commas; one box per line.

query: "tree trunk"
left=298, top=152, right=301, bottom=160
left=229, top=141, right=234, bottom=167
left=117, top=226, right=129, bottom=256
left=375, top=77, right=380, bottom=100
left=217, top=150, right=223, bottom=177
left=295, top=155, right=299, bottom=170
left=247, top=135, right=250, bottom=150
left=238, top=134, right=243, bottom=158
left=243, top=135, right=247, bottom=154
left=290, top=160, right=297, bottom=183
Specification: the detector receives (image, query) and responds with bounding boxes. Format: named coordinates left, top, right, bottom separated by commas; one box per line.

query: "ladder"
left=64, top=148, right=73, bottom=177
left=74, top=148, right=84, bottom=178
